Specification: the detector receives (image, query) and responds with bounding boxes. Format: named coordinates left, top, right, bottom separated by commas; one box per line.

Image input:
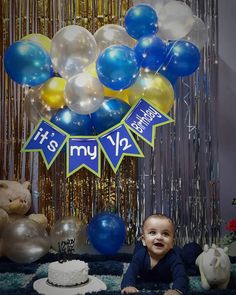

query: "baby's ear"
left=141, top=235, right=146, bottom=246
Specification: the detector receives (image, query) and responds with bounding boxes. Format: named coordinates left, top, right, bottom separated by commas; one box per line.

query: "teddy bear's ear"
left=0, top=181, right=8, bottom=189
left=22, top=181, right=31, bottom=190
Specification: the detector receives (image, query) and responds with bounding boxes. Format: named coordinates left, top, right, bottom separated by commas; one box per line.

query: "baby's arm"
left=164, top=290, right=182, bottom=295
left=121, top=253, right=142, bottom=293
left=121, top=286, right=139, bottom=293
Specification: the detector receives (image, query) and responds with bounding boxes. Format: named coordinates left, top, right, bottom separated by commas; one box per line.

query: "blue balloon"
left=91, top=98, right=130, bottom=134
left=96, top=45, right=140, bottom=91
left=88, top=212, right=126, bottom=255
left=134, top=35, right=167, bottom=71
left=124, top=4, right=158, bottom=40
left=50, top=107, right=94, bottom=136
left=158, top=67, right=178, bottom=86
left=164, top=40, right=201, bottom=77
left=4, top=41, right=53, bottom=86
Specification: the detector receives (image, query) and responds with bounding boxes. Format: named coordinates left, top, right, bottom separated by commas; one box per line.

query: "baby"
left=121, top=214, right=188, bottom=295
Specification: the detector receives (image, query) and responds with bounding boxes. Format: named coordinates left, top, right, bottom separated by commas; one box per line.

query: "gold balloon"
left=128, top=72, right=174, bottom=113
left=40, top=77, right=67, bottom=109
left=21, top=33, right=52, bottom=52
left=104, top=87, right=130, bottom=104
left=84, top=62, right=97, bottom=78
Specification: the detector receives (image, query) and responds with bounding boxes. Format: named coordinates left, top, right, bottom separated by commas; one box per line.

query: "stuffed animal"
left=0, top=180, right=48, bottom=230
left=196, top=244, right=231, bottom=290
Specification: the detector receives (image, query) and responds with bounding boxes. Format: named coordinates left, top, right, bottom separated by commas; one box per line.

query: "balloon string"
left=182, top=80, right=196, bottom=132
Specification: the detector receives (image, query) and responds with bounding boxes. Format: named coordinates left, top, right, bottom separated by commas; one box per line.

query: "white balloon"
left=51, top=25, right=97, bottom=79
left=94, top=24, right=135, bottom=53
left=65, top=73, right=104, bottom=115
left=133, top=0, right=174, bottom=16
left=183, top=16, right=208, bottom=50
left=158, top=1, right=194, bottom=40
left=24, top=86, right=56, bottom=125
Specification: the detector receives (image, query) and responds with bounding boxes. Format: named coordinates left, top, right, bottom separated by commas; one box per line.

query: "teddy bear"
left=195, top=244, right=231, bottom=290
left=0, top=180, right=48, bottom=231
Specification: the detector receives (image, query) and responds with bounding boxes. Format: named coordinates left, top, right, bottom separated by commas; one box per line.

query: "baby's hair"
left=142, top=213, right=175, bottom=234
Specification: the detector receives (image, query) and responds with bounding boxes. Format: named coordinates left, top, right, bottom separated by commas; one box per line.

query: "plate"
left=33, top=275, right=107, bottom=295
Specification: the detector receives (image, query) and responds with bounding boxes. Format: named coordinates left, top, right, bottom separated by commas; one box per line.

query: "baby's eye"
left=9, top=199, right=12, bottom=202
left=162, top=232, right=170, bottom=236
left=149, top=231, right=156, bottom=235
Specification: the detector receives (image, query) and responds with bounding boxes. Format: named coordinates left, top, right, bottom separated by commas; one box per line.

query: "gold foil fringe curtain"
left=0, top=0, right=219, bottom=246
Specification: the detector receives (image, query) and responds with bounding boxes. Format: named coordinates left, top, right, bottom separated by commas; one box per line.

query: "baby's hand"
left=164, top=289, right=182, bottom=295
left=121, top=286, right=139, bottom=293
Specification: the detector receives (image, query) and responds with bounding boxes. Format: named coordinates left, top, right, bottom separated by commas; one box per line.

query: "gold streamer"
left=0, top=0, right=137, bottom=244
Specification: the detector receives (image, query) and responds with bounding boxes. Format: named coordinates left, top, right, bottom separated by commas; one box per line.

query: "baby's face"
left=141, top=216, right=174, bottom=259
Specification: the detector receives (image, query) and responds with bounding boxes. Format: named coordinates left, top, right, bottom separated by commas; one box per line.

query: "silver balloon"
left=50, top=217, right=87, bottom=254
left=94, top=24, right=135, bottom=53
left=65, top=72, right=104, bottom=115
left=158, top=1, right=194, bottom=40
left=133, top=0, right=174, bottom=15
left=183, top=15, right=208, bottom=50
left=24, top=86, right=56, bottom=125
left=2, top=219, right=50, bottom=263
left=51, top=25, right=97, bottom=79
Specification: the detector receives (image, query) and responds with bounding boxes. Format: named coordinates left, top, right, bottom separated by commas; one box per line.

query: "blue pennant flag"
left=98, top=123, right=144, bottom=173
left=124, top=98, right=174, bottom=147
left=67, top=137, right=100, bottom=177
left=21, top=119, right=68, bottom=169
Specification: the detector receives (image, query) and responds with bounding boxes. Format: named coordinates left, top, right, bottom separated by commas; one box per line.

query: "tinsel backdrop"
left=0, top=0, right=219, bottom=246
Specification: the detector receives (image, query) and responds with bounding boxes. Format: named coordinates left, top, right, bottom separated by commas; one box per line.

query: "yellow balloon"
left=40, top=77, right=67, bottom=109
left=83, top=63, right=97, bottom=78
left=22, top=34, right=51, bottom=52
left=127, top=72, right=174, bottom=113
left=104, top=87, right=130, bottom=104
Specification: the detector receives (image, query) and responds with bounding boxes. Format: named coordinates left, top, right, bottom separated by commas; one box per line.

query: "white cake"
left=47, top=260, right=89, bottom=287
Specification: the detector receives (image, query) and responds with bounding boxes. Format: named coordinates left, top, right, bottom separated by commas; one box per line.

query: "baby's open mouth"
left=154, top=242, right=164, bottom=248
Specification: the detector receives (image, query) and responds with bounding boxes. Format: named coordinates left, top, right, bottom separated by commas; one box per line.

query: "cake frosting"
left=47, top=260, right=89, bottom=287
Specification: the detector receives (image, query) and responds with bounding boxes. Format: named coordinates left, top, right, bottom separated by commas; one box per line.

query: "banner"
left=22, top=119, right=68, bottom=169
left=67, top=137, right=100, bottom=177
left=22, top=98, right=174, bottom=176
left=98, top=123, right=143, bottom=173
left=124, top=98, right=174, bottom=147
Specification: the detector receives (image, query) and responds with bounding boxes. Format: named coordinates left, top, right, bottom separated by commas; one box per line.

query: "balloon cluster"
left=4, top=0, right=206, bottom=136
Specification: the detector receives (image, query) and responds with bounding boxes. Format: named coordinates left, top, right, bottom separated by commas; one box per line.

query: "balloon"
left=158, top=66, right=178, bottom=86
left=4, top=41, right=53, bottom=86
left=24, top=86, right=56, bottom=124
left=84, top=63, right=130, bottom=103
left=128, top=71, right=174, bottom=113
left=91, top=98, right=131, bottom=134
left=134, top=35, right=167, bottom=71
left=165, top=40, right=201, bottom=77
left=133, top=0, right=174, bottom=14
left=183, top=15, right=208, bottom=50
left=94, top=24, right=135, bottom=53
left=50, top=107, right=94, bottom=136
left=2, top=219, right=50, bottom=263
left=96, top=45, right=140, bottom=90
left=158, top=1, right=194, bottom=40
left=88, top=212, right=126, bottom=255
left=50, top=25, right=97, bottom=79
left=103, top=88, right=130, bottom=104
left=40, top=77, right=66, bottom=109
left=124, top=4, right=158, bottom=40
left=21, top=33, right=51, bottom=52
left=65, top=73, right=104, bottom=115
left=50, top=217, right=86, bottom=254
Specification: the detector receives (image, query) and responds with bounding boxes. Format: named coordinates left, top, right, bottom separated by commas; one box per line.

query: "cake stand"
left=33, top=275, right=107, bottom=295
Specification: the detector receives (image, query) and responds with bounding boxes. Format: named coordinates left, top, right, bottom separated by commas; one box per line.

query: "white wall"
left=218, top=0, right=236, bottom=227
